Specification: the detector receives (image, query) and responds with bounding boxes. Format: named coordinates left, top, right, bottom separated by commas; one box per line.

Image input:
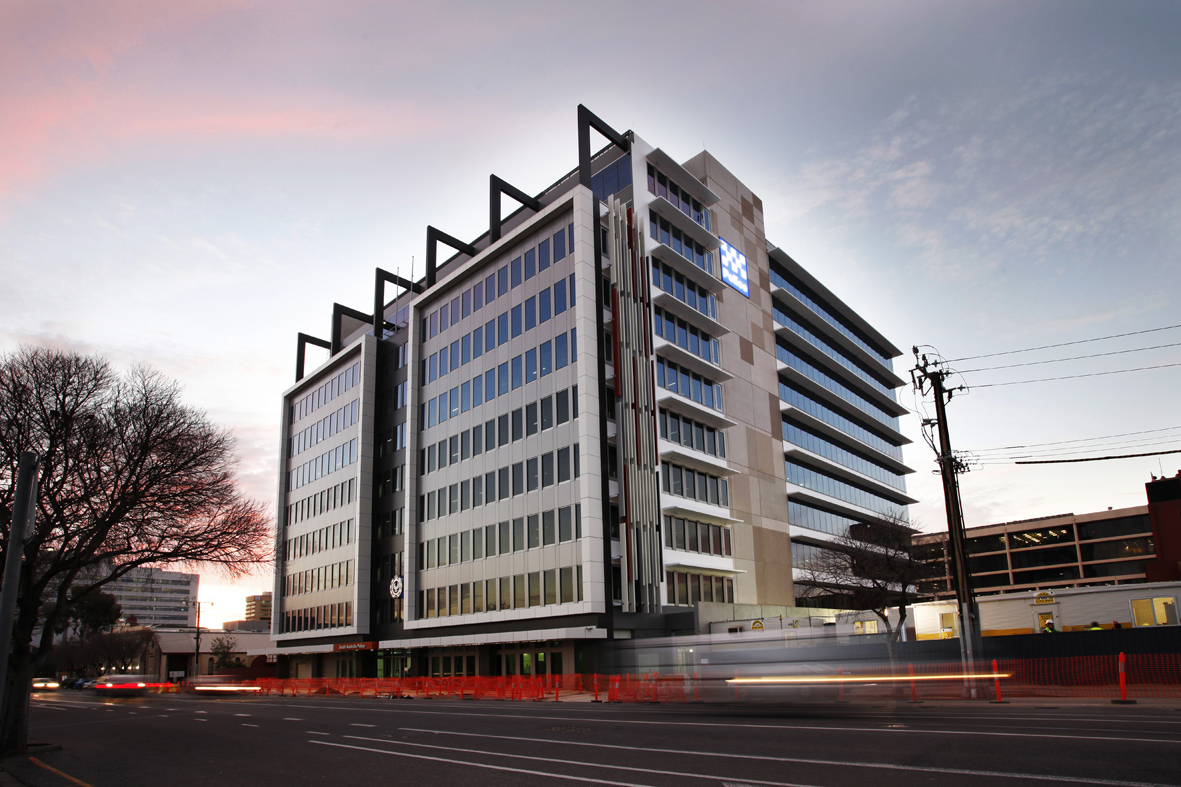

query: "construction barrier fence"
left=183, top=652, right=1180, bottom=703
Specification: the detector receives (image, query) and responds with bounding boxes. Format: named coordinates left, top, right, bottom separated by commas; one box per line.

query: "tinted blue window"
left=498, top=362, right=509, bottom=395
left=553, top=229, right=566, bottom=262
left=485, top=321, right=496, bottom=352
left=555, top=333, right=568, bottom=369
left=511, top=305, right=522, bottom=338
left=462, top=290, right=471, bottom=318
left=484, top=370, right=496, bottom=401
left=497, top=313, right=508, bottom=345
left=524, top=249, right=536, bottom=280
left=450, top=340, right=459, bottom=369
left=554, top=280, right=567, bottom=314
left=461, top=334, right=470, bottom=365
left=472, top=375, right=483, bottom=407
left=438, top=347, right=449, bottom=377
left=511, top=356, right=522, bottom=389
left=539, top=239, right=550, bottom=271
left=540, top=341, right=552, bottom=376
left=450, top=387, right=460, bottom=417
left=439, top=304, right=449, bottom=331
left=539, top=289, right=551, bottom=322
left=498, top=267, right=508, bottom=296
left=485, top=274, right=497, bottom=303
left=571, top=327, right=577, bottom=356
left=568, top=223, right=574, bottom=253
left=473, top=327, right=483, bottom=359
left=526, top=348, right=537, bottom=382
left=510, top=257, right=522, bottom=288
left=438, top=392, right=448, bottom=423
left=428, top=399, right=437, bottom=427
left=473, top=283, right=483, bottom=311
left=525, top=297, right=536, bottom=330
left=569, top=273, right=575, bottom=300
left=461, top=381, right=471, bottom=412
left=429, top=353, right=438, bottom=382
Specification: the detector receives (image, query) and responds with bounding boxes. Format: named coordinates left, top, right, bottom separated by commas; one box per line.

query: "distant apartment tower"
left=244, top=592, right=272, bottom=622
left=916, top=471, right=1181, bottom=598
left=104, top=568, right=198, bottom=627
left=269, top=106, right=915, bottom=678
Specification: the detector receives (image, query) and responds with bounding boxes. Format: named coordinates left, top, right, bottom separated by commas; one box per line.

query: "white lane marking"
left=344, top=735, right=821, bottom=787
left=242, top=723, right=259, bottom=727
left=29, top=704, right=68, bottom=712
left=283, top=717, right=303, bottom=721
left=252, top=705, right=1181, bottom=745
left=312, top=740, right=669, bottom=787
left=398, top=727, right=1176, bottom=787
left=307, top=731, right=330, bottom=736
left=349, top=723, right=376, bottom=728
left=234, top=714, right=251, bottom=717
left=194, top=710, right=207, bottom=714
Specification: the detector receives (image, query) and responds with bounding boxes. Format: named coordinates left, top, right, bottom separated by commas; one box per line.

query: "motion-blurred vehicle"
left=31, top=678, right=60, bottom=691
left=92, top=675, right=148, bottom=697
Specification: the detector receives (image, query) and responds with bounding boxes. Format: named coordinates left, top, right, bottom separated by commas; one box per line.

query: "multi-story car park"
left=267, top=106, right=915, bottom=679
left=916, top=471, right=1181, bottom=601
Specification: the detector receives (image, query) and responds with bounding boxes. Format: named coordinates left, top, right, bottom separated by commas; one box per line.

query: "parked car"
left=92, top=675, right=148, bottom=697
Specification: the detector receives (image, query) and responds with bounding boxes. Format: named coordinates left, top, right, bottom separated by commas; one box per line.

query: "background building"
left=244, top=592, right=272, bottom=622
left=916, top=470, right=1181, bottom=598
left=266, top=106, right=914, bottom=678
left=103, top=567, right=198, bottom=628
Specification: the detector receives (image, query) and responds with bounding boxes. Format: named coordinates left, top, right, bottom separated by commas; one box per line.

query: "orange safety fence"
left=233, top=654, right=1181, bottom=704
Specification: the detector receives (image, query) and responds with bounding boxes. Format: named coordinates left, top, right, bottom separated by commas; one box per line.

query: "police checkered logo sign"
left=719, top=237, right=750, bottom=298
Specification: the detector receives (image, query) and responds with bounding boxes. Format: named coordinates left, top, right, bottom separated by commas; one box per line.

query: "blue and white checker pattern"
left=719, top=237, right=750, bottom=298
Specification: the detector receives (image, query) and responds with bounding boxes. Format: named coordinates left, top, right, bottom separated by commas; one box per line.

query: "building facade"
left=268, top=107, right=914, bottom=678
left=103, top=568, right=198, bottom=628
left=916, top=471, right=1181, bottom=599
left=244, top=592, right=272, bottom=622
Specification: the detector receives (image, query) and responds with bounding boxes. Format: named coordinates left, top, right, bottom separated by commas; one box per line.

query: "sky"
left=2, top=0, right=1179, bottom=628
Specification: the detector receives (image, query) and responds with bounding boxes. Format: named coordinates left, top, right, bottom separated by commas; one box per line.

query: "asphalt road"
left=5, top=690, right=1180, bottom=787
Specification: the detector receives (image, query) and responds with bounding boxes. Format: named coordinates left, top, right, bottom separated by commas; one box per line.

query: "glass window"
left=527, top=458, right=539, bottom=491
left=539, top=289, right=551, bottom=322
left=511, top=355, right=523, bottom=389
left=557, top=447, right=571, bottom=482
left=485, top=320, right=496, bottom=352
left=554, top=280, right=567, bottom=314
left=473, top=283, right=484, bottom=311
left=541, top=396, right=553, bottom=429
left=498, top=267, right=508, bottom=296
left=513, top=517, right=525, bottom=551
left=540, top=341, right=552, bottom=376
left=472, top=327, right=483, bottom=359
left=512, top=408, right=523, bottom=441
left=528, top=514, right=540, bottom=549
left=556, top=389, right=569, bottom=424
left=525, top=297, right=536, bottom=331
left=512, top=462, right=523, bottom=496
left=541, top=452, right=554, bottom=487
left=524, top=249, right=536, bottom=280
left=555, top=333, right=568, bottom=369
left=510, top=256, right=522, bottom=288
left=498, top=414, right=509, bottom=445
left=526, top=402, right=538, bottom=435
left=499, top=521, right=511, bottom=553
left=538, top=239, right=550, bottom=271
left=525, top=349, right=537, bottom=383
left=498, top=362, right=509, bottom=395
left=529, top=572, right=541, bottom=607
left=559, top=506, right=572, bottom=541
left=497, top=313, right=509, bottom=346
left=511, top=305, right=522, bottom=338
left=486, top=524, right=497, bottom=557
left=543, top=510, right=556, bottom=545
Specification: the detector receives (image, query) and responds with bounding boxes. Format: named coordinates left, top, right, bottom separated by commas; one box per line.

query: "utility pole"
left=912, top=350, right=980, bottom=698
left=0, top=452, right=39, bottom=714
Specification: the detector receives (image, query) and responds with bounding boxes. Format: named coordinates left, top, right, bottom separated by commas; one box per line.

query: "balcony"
left=662, top=550, right=737, bottom=574
left=778, top=398, right=911, bottom=474
left=654, top=337, right=734, bottom=382
left=655, top=387, right=735, bottom=431
left=650, top=243, right=724, bottom=294
left=773, top=325, right=908, bottom=417
left=658, top=438, right=736, bottom=476
left=651, top=288, right=730, bottom=337
left=782, top=444, right=917, bottom=505
left=646, top=149, right=720, bottom=206
left=661, top=495, right=742, bottom=526
left=649, top=197, right=719, bottom=250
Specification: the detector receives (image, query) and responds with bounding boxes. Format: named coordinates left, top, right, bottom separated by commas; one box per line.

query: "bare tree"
left=796, top=513, right=930, bottom=667
left=94, top=629, right=156, bottom=673
left=0, top=347, right=272, bottom=754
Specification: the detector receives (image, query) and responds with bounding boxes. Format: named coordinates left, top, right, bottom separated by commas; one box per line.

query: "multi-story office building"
left=269, top=106, right=914, bottom=678
left=244, top=592, right=272, bottom=623
left=104, top=567, right=198, bottom=628
left=916, top=471, right=1181, bottom=598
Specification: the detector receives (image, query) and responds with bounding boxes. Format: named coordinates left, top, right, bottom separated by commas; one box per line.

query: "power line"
left=979, top=437, right=1181, bottom=462
left=1014, top=448, right=1181, bottom=465
left=969, top=361, right=1181, bottom=388
left=967, top=424, right=1181, bottom=453
left=947, top=323, right=1181, bottom=363
left=958, top=340, right=1181, bottom=373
